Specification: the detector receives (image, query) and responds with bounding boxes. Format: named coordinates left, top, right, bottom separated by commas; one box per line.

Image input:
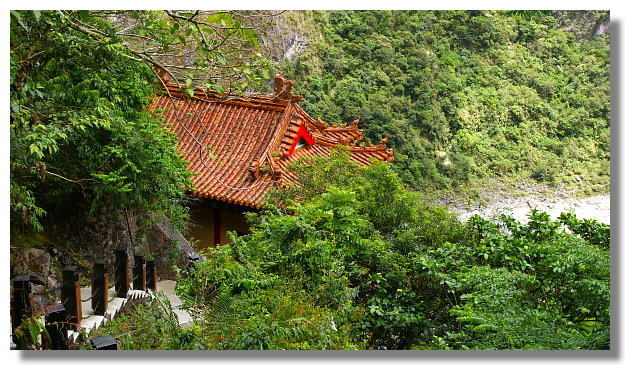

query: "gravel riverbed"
left=453, top=194, right=610, bottom=225
left=441, top=182, right=610, bottom=225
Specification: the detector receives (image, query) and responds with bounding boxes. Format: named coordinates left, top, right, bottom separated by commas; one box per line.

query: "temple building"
left=150, top=74, right=394, bottom=251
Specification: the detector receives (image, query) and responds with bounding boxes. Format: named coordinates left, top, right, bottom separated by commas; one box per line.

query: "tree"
left=70, top=10, right=277, bottom=91
left=9, top=10, right=273, bottom=237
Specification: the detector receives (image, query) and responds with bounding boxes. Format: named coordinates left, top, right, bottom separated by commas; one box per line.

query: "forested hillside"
left=10, top=10, right=610, bottom=239
left=10, top=10, right=611, bottom=351
left=280, top=10, right=610, bottom=194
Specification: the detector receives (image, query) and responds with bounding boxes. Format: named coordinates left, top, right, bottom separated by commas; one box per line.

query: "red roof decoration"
left=288, top=124, right=315, bottom=156
left=149, top=74, right=394, bottom=209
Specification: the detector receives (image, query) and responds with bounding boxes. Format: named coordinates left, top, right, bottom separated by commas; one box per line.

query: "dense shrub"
left=174, top=153, right=610, bottom=350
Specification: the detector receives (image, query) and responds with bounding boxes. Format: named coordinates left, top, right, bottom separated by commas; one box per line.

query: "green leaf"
left=10, top=10, right=27, bottom=30
left=206, top=13, right=223, bottom=24
left=29, top=144, right=41, bottom=156
left=472, top=324, right=498, bottom=333
left=28, top=322, right=40, bottom=344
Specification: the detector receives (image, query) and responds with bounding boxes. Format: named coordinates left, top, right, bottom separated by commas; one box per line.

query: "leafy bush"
left=175, top=153, right=609, bottom=350
left=559, top=212, right=610, bottom=251
left=80, top=293, right=205, bottom=350
left=415, top=211, right=610, bottom=349
left=10, top=11, right=193, bottom=239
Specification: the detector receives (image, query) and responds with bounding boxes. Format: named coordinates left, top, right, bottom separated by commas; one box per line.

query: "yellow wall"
left=186, top=203, right=250, bottom=252
left=220, top=210, right=250, bottom=245
left=187, top=204, right=215, bottom=250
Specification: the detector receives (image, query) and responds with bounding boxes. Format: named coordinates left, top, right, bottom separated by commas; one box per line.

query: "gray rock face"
left=283, top=35, right=309, bottom=62
left=147, top=213, right=200, bottom=279
left=11, top=248, right=53, bottom=282
left=594, top=21, right=610, bottom=36
left=11, top=247, right=59, bottom=307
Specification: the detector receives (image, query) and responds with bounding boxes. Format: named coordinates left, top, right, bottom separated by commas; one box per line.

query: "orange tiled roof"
left=149, top=75, right=394, bottom=209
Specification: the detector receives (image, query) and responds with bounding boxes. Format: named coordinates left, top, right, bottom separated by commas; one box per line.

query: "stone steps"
left=66, top=286, right=150, bottom=343
left=156, top=280, right=193, bottom=328
left=65, top=282, right=192, bottom=343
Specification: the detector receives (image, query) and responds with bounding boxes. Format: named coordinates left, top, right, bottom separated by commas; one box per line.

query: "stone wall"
left=11, top=204, right=197, bottom=290
left=146, top=214, right=199, bottom=279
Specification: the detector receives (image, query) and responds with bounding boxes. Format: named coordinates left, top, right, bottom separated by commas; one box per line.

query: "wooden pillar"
left=115, top=247, right=129, bottom=298
left=133, top=255, right=146, bottom=291
left=91, top=260, right=109, bottom=315
left=145, top=260, right=157, bottom=291
left=214, top=208, right=222, bottom=246
left=44, top=304, right=69, bottom=350
left=11, top=275, right=44, bottom=349
left=61, top=265, right=82, bottom=329
left=11, top=276, right=34, bottom=333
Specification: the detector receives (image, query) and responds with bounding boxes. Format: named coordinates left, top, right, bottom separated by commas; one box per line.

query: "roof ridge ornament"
left=337, top=134, right=352, bottom=146
left=154, top=65, right=171, bottom=84
left=379, top=134, right=389, bottom=149
left=274, top=74, right=302, bottom=101
left=349, top=117, right=360, bottom=129
left=316, top=118, right=328, bottom=134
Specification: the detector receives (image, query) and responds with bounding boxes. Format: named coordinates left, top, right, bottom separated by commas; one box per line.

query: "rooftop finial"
left=154, top=64, right=171, bottom=83
left=274, top=74, right=295, bottom=100
left=379, top=134, right=390, bottom=149
left=316, top=118, right=328, bottom=133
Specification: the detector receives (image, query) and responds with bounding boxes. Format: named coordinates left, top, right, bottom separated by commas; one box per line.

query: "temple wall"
left=186, top=200, right=251, bottom=252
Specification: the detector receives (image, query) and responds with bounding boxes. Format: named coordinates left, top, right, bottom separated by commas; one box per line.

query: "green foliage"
left=281, top=10, right=610, bottom=192
left=415, top=211, right=609, bottom=349
left=268, top=149, right=468, bottom=247
left=174, top=153, right=609, bottom=350
left=176, top=156, right=453, bottom=349
left=110, top=10, right=274, bottom=90
left=10, top=10, right=193, bottom=238
left=13, top=314, right=49, bottom=350
left=176, top=225, right=365, bottom=349
left=80, top=293, right=205, bottom=350
left=559, top=212, right=610, bottom=251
